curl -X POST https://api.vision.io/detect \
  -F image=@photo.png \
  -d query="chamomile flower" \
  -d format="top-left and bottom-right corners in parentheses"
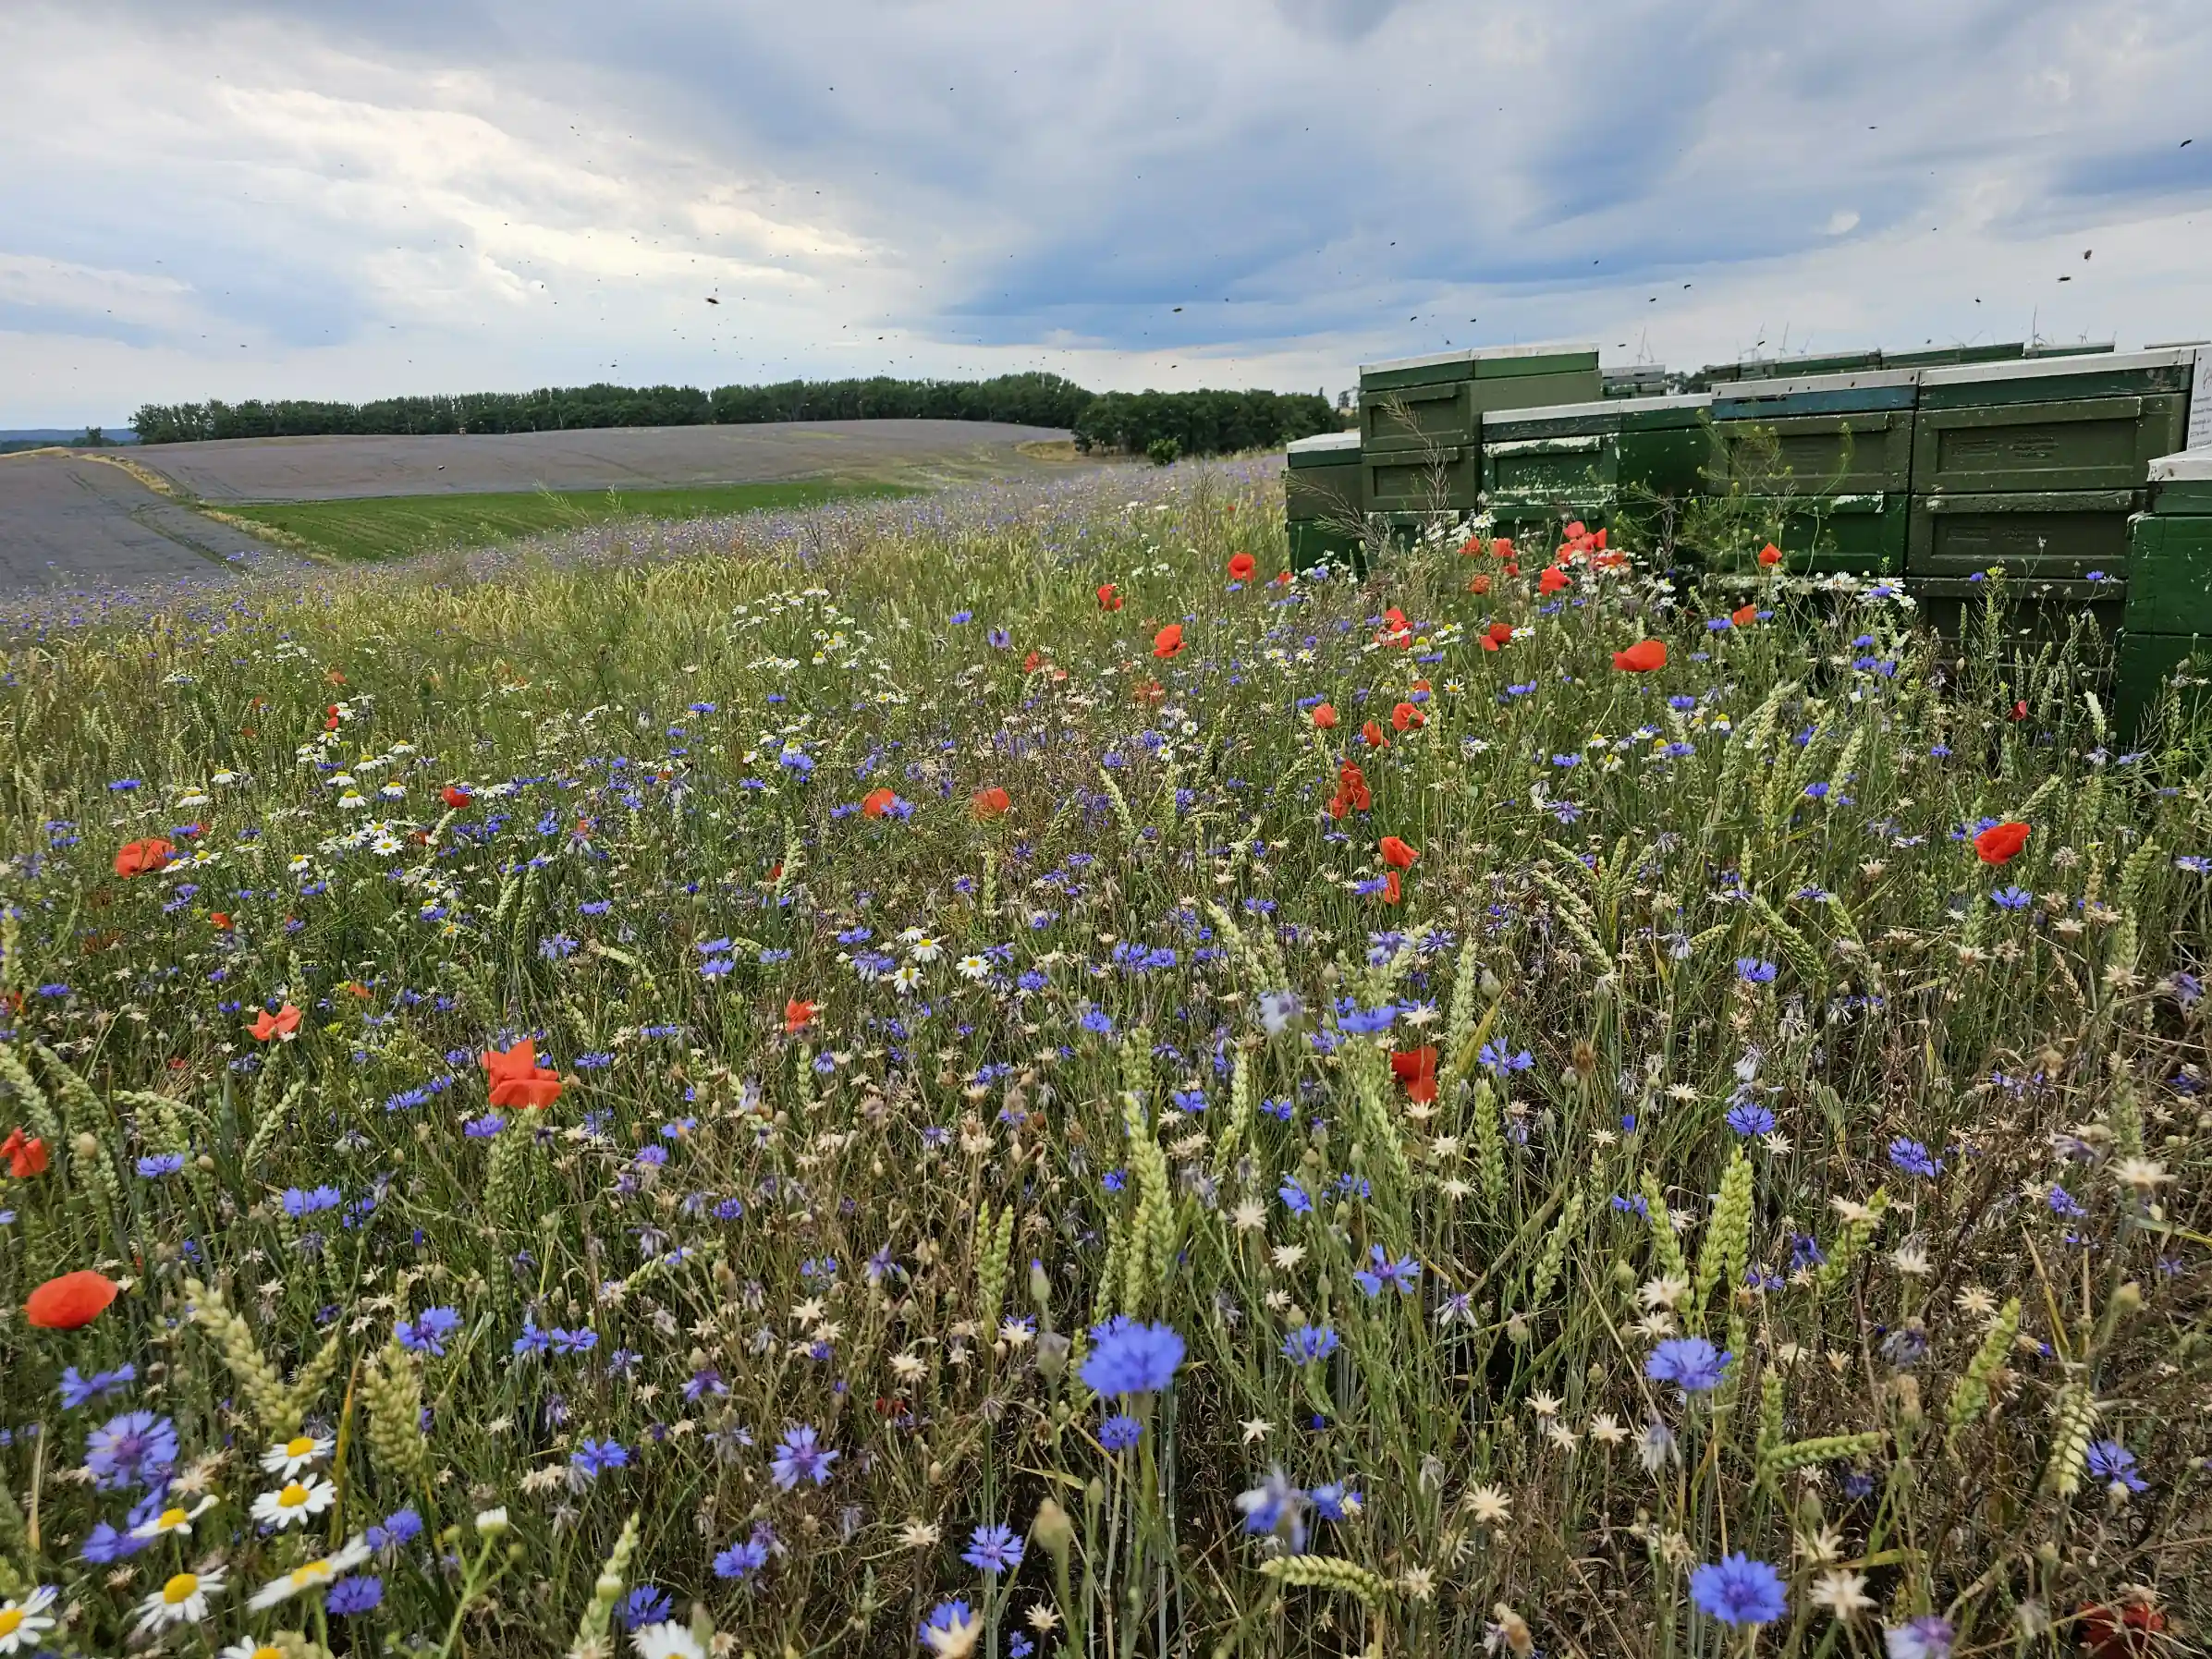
top-left (260, 1433), bottom-right (335, 1478)
top-left (246, 1537), bottom-right (372, 1610)
top-left (629, 1624), bottom-right (707, 1659)
top-left (131, 1494), bottom-right (218, 1539)
top-left (134, 1566), bottom-right (226, 1634)
top-left (251, 1474), bottom-right (337, 1530)
top-left (219, 1643), bottom-right (287, 1659)
top-left (0, 1586), bottom-right (58, 1654)
top-left (955, 954), bottom-right (991, 982)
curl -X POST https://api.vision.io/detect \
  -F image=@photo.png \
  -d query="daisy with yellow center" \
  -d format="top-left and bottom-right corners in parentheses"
top-left (131, 1494), bottom-right (218, 1540)
top-left (259, 1433), bottom-right (334, 1478)
top-left (219, 1644), bottom-right (286, 1659)
top-left (0, 1587), bottom-right (59, 1654)
top-left (245, 1537), bottom-right (370, 1611)
top-left (250, 1473), bottom-right (336, 1530)
top-left (132, 1566), bottom-right (226, 1634)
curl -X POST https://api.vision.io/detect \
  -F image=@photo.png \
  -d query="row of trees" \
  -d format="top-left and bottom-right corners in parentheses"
top-left (128, 375), bottom-right (1340, 456)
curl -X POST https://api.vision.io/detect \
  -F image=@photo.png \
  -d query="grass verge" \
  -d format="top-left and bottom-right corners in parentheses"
top-left (214, 478), bottom-right (918, 560)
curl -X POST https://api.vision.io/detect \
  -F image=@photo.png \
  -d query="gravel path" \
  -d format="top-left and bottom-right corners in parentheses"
top-left (128, 419), bottom-right (1076, 503)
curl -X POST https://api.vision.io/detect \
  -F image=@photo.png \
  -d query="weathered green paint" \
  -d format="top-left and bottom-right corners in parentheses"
top-left (1363, 445), bottom-right (1480, 512)
top-left (1712, 409), bottom-right (1914, 494)
top-left (1917, 347), bottom-right (2194, 410)
top-left (2125, 511), bottom-right (2212, 636)
top-left (2112, 630), bottom-right (2212, 738)
top-left (1913, 394), bottom-right (2185, 493)
top-left (1905, 489), bottom-right (2142, 586)
top-left (1283, 433), bottom-right (1363, 523)
top-left (1695, 494), bottom-right (1905, 576)
top-left (1359, 346), bottom-right (1602, 450)
top-left (1882, 343), bottom-right (2026, 369)
top-left (1288, 518), bottom-right (1363, 571)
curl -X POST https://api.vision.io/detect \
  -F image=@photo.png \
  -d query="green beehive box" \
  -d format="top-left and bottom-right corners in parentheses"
top-left (1362, 443), bottom-right (1480, 512)
top-left (1913, 348), bottom-right (2193, 493)
top-left (1710, 368), bottom-right (1921, 495)
top-left (1905, 489), bottom-right (2140, 596)
top-left (2112, 629), bottom-right (2212, 738)
top-left (1716, 494), bottom-right (1907, 577)
top-left (2128, 450), bottom-right (2212, 634)
top-left (1618, 393), bottom-right (1715, 498)
top-left (2023, 341), bottom-right (2118, 359)
top-left (1283, 431), bottom-right (1363, 523)
top-left (1882, 342), bottom-right (2025, 370)
top-left (1358, 344), bottom-right (1602, 452)
top-left (1743, 348), bottom-right (1883, 380)
top-left (1480, 400), bottom-right (1619, 507)
top-left (1288, 518), bottom-right (1363, 571)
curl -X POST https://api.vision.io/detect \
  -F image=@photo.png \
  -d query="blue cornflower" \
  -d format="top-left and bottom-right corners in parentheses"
top-left (58, 1364), bottom-right (135, 1409)
top-left (616, 1586), bottom-right (673, 1630)
top-left (1079, 1006), bottom-right (1113, 1034)
top-left (396, 1307), bottom-right (462, 1356)
top-left (715, 1537), bottom-right (772, 1580)
top-left (1725, 1102), bottom-right (1776, 1137)
top-left (1646, 1336), bottom-right (1731, 1396)
top-left (1478, 1041), bottom-right (1533, 1073)
top-left (1234, 1467), bottom-right (1312, 1554)
top-left (136, 1153), bottom-right (186, 1178)
top-left (949, 610), bottom-right (973, 625)
top-left (1351, 1244), bottom-right (1420, 1298)
top-left (987, 628), bottom-right (1012, 649)
top-left (282, 1184), bottom-right (342, 1217)
top-left (326, 1575), bottom-right (384, 1616)
top-left (2086, 1439), bottom-right (2147, 1494)
top-left (367, 1507), bottom-right (422, 1552)
top-left (1884, 1615), bottom-right (1955, 1659)
top-left (2048, 1186), bottom-right (2086, 1218)
top-left (1992, 884), bottom-right (2033, 910)
top-left (1888, 1138), bottom-right (1943, 1180)
top-left (770, 1424), bottom-right (837, 1490)
top-left (569, 1437), bottom-right (629, 1480)
top-left (961, 1521), bottom-right (1024, 1575)
top-left (1309, 1480), bottom-right (1359, 1522)
top-left (1277, 1177), bottom-right (1313, 1215)
top-left (1079, 1320), bottom-right (1186, 1396)
top-left (79, 1520), bottom-right (150, 1564)
top-left (1098, 1413), bottom-right (1143, 1452)
top-left (84, 1410), bottom-right (177, 1492)
top-left (1281, 1325), bottom-right (1339, 1364)
top-left (1735, 957), bottom-right (1778, 983)
top-left (1690, 1554), bottom-right (1787, 1625)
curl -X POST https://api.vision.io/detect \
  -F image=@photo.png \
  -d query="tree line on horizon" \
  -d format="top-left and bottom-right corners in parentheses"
top-left (128, 374), bottom-right (1340, 457)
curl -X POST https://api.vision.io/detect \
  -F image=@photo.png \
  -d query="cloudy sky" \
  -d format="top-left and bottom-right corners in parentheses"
top-left (3, 0), bottom-right (2209, 427)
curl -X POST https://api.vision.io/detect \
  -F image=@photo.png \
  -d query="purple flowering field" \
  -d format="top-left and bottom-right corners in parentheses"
top-left (0, 460), bottom-right (2206, 1657)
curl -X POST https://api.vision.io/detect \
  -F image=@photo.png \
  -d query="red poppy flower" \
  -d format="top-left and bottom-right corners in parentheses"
top-left (1379, 836), bottom-right (1420, 870)
top-left (1483, 622), bottom-right (1514, 651)
top-left (1538, 566), bottom-right (1570, 594)
top-left (1564, 520), bottom-right (1586, 540)
top-left (2011, 700), bottom-right (2029, 721)
top-left (1153, 624), bottom-right (1184, 659)
top-left (210, 912), bottom-right (231, 931)
top-left (1594, 529), bottom-right (1607, 551)
top-left (862, 787), bottom-right (899, 819)
top-left (483, 1038), bottom-right (564, 1110)
top-left (1310, 702), bottom-right (1338, 730)
top-left (1390, 1045), bottom-right (1438, 1103)
top-left (2080, 1601), bottom-right (2165, 1659)
top-left (26, 1270), bottom-right (117, 1330)
top-left (1097, 583), bottom-right (1122, 611)
top-left (1502, 561), bottom-right (1521, 577)
top-left (1493, 537), bottom-right (1515, 561)
top-left (443, 785), bottom-right (473, 810)
top-left (3, 1128), bottom-right (49, 1178)
top-left (785, 999), bottom-right (818, 1033)
top-left (1731, 603), bottom-right (1759, 627)
top-left (1459, 535), bottom-right (1484, 557)
top-left (1362, 719), bottom-right (1388, 749)
top-left (1227, 552), bottom-right (1256, 582)
top-left (1612, 640), bottom-right (1668, 673)
top-left (1022, 650), bottom-right (1043, 673)
top-left (972, 786), bottom-right (1011, 819)
top-left (1467, 573), bottom-right (1492, 595)
top-left (1390, 701), bottom-right (1424, 732)
top-left (1381, 869), bottom-right (1403, 905)
top-left (1757, 543), bottom-right (1783, 567)
top-left (1974, 821), bottom-right (2030, 865)
top-left (248, 1002), bottom-right (302, 1043)
top-left (113, 838), bottom-right (175, 879)
top-left (1330, 762), bottom-right (1372, 818)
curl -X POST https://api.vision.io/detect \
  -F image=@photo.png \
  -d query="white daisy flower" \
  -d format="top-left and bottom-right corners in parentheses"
top-left (245, 1537), bottom-right (371, 1610)
top-left (220, 1643), bottom-right (287, 1659)
top-left (955, 955), bottom-right (990, 982)
top-left (891, 963), bottom-right (923, 995)
top-left (629, 1623), bottom-right (707, 1659)
top-left (260, 1433), bottom-right (335, 1478)
top-left (251, 1474), bottom-right (336, 1530)
top-left (337, 792), bottom-right (367, 810)
top-left (134, 1566), bottom-right (226, 1634)
top-left (131, 1494), bottom-right (218, 1539)
top-left (0, 1586), bottom-right (58, 1654)
top-left (907, 934), bottom-right (943, 963)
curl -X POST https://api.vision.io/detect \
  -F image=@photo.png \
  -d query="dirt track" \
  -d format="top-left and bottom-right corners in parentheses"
top-left (127, 419), bottom-right (1075, 503)
top-left (0, 420), bottom-right (1079, 592)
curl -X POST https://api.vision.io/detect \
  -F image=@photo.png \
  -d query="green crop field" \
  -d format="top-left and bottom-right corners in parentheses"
top-left (216, 479), bottom-right (918, 561)
top-left (0, 461), bottom-right (2206, 1659)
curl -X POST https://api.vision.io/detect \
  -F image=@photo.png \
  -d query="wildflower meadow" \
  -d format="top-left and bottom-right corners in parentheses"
top-left (0, 462), bottom-right (2207, 1659)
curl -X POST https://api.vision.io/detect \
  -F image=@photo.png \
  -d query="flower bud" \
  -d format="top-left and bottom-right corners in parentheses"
top-left (1031, 1496), bottom-right (1074, 1565)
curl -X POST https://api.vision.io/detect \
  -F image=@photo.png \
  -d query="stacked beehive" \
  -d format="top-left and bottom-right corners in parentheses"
top-left (2118, 444), bottom-right (2212, 729)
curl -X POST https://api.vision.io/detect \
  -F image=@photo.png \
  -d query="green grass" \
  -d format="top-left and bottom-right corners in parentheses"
top-left (216, 478), bottom-right (918, 560)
